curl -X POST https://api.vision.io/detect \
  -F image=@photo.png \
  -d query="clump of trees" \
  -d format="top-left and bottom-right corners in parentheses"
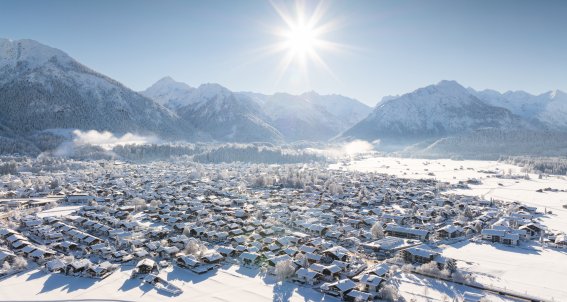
top-left (274, 259), bottom-right (295, 282)
top-left (371, 221), bottom-right (385, 239)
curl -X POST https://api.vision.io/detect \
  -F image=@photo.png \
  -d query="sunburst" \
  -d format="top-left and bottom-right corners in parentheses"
top-left (267, 0), bottom-right (345, 82)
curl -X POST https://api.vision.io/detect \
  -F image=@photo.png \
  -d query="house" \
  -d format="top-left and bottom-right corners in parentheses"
top-left (385, 224), bottom-right (429, 241)
top-left (44, 258), bottom-right (66, 273)
top-left (320, 278), bottom-right (357, 298)
top-left (367, 263), bottom-right (390, 277)
top-left (555, 234), bottom-right (567, 246)
top-left (85, 261), bottom-right (116, 279)
top-left (217, 246), bottom-right (236, 257)
top-left (134, 258), bottom-right (158, 275)
top-left (29, 248), bottom-right (55, 262)
top-left (481, 228), bottom-right (520, 245)
top-left (239, 252), bottom-right (261, 266)
top-left (310, 263), bottom-right (341, 281)
top-left (345, 290), bottom-right (373, 302)
top-left (293, 268), bottom-right (321, 285)
top-left (436, 225), bottom-right (464, 239)
top-left (323, 246), bottom-right (350, 262)
top-left (358, 274), bottom-right (383, 293)
top-left (65, 259), bottom-right (92, 276)
top-left (402, 246), bottom-right (440, 264)
top-left (0, 249), bottom-right (15, 265)
top-left (159, 246), bottom-right (180, 259)
top-left (519, 223), bottom-right (544, 239)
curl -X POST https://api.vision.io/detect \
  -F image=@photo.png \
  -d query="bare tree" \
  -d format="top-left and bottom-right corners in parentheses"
top-left (371, 221), bottom-right (385, 239)
top-left (274, 259), bottom-right (295, 282)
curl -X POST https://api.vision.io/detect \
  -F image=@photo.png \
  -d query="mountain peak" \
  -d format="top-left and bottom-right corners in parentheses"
top-left (0, 38), bottom-right (73, 69)
top-left (436, 80), bottom-right (466, 92)
top-left (196, 83), bottom-right (232, 99)
top-left (549, 89), bottom-right (567, 99)
top-left (148, 76), bottom-right (193, 91)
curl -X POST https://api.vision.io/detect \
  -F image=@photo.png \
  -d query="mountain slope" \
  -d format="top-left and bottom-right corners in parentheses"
top-left (472, 88), bottom-right (567, 130)
top-left (143, 77), bottom-right (372, 142)
top-left (140, 76), bottom-right (196, 110)
top-left (341, 80), bottom-right (526, 141)
top-left (176, 84), bottom-right (284, 143)
top-left (0, 38), bottom-right (201, 140)
top-left (243, 91), bottom-right (371, 141)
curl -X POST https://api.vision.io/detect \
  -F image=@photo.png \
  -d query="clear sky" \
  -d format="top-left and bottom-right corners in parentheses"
top-left (1, 0), bottom-right (566, 106)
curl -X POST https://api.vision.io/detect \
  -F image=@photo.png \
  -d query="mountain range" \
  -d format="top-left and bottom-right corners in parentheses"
top-left (1, 38), bottom-right (566, 157)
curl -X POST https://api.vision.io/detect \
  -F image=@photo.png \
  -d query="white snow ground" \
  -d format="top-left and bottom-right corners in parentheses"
top-left (0, 264), bottom-right (338, 302)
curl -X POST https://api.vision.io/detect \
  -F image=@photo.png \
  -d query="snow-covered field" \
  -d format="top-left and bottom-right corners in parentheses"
top-left (333, 156), bottom-right (567, 301)
top-left (393, 272), bottom-right (519, 302)
top-left (441, 241), bottom-right (567, 301)
top-left (0, 264), bottom-right (337, 302)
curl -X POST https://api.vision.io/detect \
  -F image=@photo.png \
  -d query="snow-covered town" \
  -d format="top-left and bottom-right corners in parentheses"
top-left (1, 156), bottom-right (566, 302)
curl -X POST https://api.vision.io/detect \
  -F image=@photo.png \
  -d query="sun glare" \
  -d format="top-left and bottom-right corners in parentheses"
top-left (286, 23), bottom-right (316, 56)
top-left (266, 0), bottom-right (345, 81)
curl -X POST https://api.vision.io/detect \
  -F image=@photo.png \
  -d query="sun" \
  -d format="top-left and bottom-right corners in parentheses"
top-left (285, 23), bottom-right (317, 57)
top-left (266, 0), bottom-right (345, 81)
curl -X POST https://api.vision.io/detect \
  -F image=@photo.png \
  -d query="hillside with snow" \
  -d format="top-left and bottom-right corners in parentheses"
top-left (341, 80), bottom-right (526, 141)
top-left (176, 84), bottom-right (284, 143)
top-left (0, 39), bottom-right (202, 141)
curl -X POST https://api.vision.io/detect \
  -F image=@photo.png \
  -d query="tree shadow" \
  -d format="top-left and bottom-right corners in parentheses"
top-left (273, 282), bottom-right (294, 302)
top-left (166, 265), bottom-right (217, 284)
top-left (40, 273), bottom-right (98, 293)
top-left (236, 265), bottom-right (260, 278)
top-left (26, 269), bottom-right (46, 281)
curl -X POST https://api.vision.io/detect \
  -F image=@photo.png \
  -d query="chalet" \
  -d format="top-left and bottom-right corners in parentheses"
top-left (293, 268), bottom-right (322, 285)
top-left (134, 258), bottom-right (159, 275)
top-left (202, 252), bottom-right (224, 265)
top-left (358, 273), bottom-right (383, 293)
top-left (217, 246), bottom-right (236, 257)
top-left (159, 246), bottom-right (180, 259)
top-left (85, 261), bottom-right (116, 279)
top-left (519, 223), bottom-right (544, 239)
top-left (0, 249), bottom-right (15, 265)
top-left (555, 234), bottom-right (567, 246)
top-left (481, 228), bottom-right (520, 245)
top-left (65, 259), bottom-right (92, 276)
top-left (402, 246), bottom-right (440, 264)
top-left (345, 290), bottom-right (373, 302)
top-left (321, 279), bottom-right (356, 299)
top-left (239, 252), bottom-right (261, 266)
top-left (310, 263), bottom-right (341, 281)
top-left (45, 258), bottom-right (66, 273)
top-left (323, 246), bottom-right (349, 262)
top-left (385, 224), bottom-right (429, 241)
top-left (436, 225), bottom-right (464, 239)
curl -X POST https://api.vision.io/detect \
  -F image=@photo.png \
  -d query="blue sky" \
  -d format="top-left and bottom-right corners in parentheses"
top-left (1, 0), bottom-right (566, 105)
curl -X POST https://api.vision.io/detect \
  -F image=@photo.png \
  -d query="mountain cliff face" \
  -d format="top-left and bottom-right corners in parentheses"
top-left (0, 38), bottom-right (200, 140)
top-left (341, 80), bottom-right (526, 141)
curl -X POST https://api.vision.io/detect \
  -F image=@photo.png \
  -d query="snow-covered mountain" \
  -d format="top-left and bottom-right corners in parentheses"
top-left (176, 83), bottom-right (284, 143)
top-left (241, 91), bottom-right (371, 141)
top-left (143, 77), bottom-right (371, 142)
top-left (472, 88), bottom-right (567, 129)
top-left (140, 76), bottom-right (196, 109)
top-left (0, 38), bottom-right (201, 140)
top-left (341, 80), bottom-right (526, 141)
